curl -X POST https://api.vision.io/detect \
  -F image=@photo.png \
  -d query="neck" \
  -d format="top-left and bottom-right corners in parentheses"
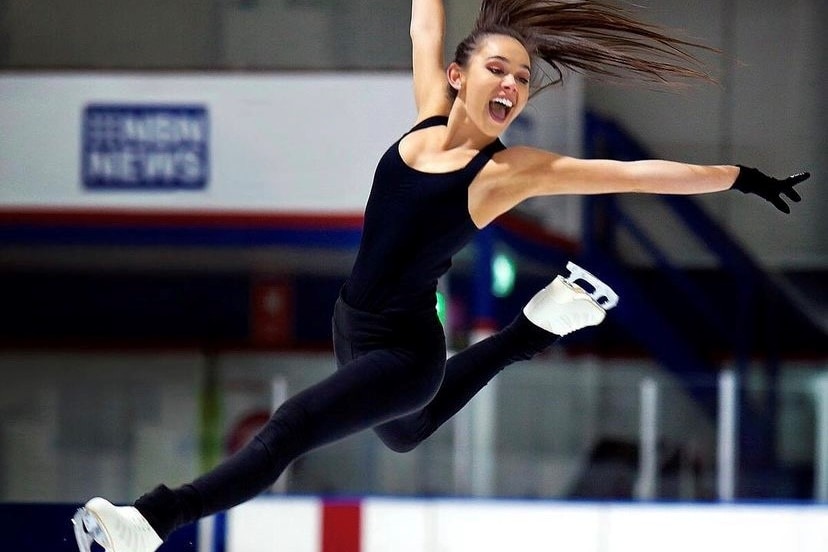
top-left (444, 100), bottom-right (500, 150)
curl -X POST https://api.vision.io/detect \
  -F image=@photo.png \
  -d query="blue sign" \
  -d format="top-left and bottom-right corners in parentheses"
top-left (82, 104), bottom-right (209, 190)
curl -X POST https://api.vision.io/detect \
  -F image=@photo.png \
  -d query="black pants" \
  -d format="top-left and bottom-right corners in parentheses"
top-left (136, 295), bottom-right (557, 539)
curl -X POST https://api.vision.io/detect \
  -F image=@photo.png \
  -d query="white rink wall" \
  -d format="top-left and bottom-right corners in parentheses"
top-left (223, 497), bottom-right (828, 552)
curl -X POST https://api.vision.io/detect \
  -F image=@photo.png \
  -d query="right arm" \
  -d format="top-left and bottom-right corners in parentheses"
top-left (410, 0), bottom-right (452, 120)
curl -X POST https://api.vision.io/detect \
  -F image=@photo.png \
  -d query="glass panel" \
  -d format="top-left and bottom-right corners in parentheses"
top-left (0, 352), bottom-right (823, 503)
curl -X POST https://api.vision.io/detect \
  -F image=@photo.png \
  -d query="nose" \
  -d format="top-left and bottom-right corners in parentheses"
top-left (502, 74), bottom-right (517, 90)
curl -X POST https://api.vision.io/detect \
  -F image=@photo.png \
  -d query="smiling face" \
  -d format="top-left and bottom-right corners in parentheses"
top-left (449, 34), bottom-right (532, 137)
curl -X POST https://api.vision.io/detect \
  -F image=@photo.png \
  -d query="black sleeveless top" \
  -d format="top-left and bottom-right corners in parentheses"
top-left (342, 116), bottom-right (506, 315)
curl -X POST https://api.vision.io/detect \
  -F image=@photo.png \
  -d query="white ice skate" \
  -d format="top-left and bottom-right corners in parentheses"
top-left (73, 497), bottom-right (163, 552)
top-left (523, 261), bottom-right (619, 336)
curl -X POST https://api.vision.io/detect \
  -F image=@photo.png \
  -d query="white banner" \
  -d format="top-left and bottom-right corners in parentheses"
top-left (0, 72), bottom-right (417, 214)
top-left (0, 72), bottom-right (582, 223)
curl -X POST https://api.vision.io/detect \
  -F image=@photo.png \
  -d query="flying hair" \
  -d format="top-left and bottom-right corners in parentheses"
top-left (455, 0), bottom-right (717, 97)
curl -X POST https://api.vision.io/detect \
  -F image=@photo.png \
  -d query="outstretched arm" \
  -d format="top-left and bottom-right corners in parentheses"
top-left (410, 0), bottom-right (452, 119)
top-left (509, 150), bottom-right (738, 195)
top-left (494, 147), bottom-right (809, 213)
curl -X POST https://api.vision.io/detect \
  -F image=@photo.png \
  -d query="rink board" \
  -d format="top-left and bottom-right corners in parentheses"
top-left (2, 498), bottom-right (828, 552)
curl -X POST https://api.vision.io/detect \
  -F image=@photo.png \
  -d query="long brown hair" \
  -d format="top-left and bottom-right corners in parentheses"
top-left (454, 0), bottom-right (717, 97)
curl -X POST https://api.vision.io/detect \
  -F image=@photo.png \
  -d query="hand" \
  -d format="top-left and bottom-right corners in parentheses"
top-left (732, 165), bottom-right (811, 213)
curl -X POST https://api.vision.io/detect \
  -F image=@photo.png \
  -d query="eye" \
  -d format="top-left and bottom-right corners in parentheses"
top-left (517, 76), bottom-right (530, 85)
top-left (488, 66), bottom-right (504, 75)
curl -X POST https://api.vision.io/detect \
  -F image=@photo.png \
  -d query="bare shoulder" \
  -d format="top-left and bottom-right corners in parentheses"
top-left (490, 145), bottom-right (570, 192)
top-left (476, 145), bottom-right (562, 192)
top-left (468, 145), bottom-right (568, 227)
top-left (413, 105), bottom-right (451, 125)
top-left (496, 145), bottom-right (565, 170)
top-left (467, 147), bottom-right (533, 227)
top-left (399, 125), bottom-right (478, 173)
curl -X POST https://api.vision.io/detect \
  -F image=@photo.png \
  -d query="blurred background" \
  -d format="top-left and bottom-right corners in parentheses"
top-left (0, 0), bottom-right (826, 519)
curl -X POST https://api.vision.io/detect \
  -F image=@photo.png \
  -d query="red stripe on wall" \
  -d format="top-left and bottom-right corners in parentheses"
top-left (321, 500), bottom-right (361, 552)
top-left (0, 207), bottom-right (365, 229)
top-left (496, 212), bottom-right (580, 253)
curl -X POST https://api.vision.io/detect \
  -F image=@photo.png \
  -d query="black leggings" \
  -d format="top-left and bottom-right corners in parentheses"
top-left (136, 296), bottom-right (557, 539)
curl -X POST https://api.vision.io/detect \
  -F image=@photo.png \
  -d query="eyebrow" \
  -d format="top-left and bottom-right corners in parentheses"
top-left (487, 55), bottom-right (531, 73)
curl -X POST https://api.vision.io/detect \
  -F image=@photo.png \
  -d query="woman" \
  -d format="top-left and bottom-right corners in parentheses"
top-left (73, 2), bottom-right (808, 551)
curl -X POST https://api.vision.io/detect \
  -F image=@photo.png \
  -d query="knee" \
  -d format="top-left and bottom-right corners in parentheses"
top-left (380, 436), bottom-right (420, 454)
top-left (373, 425), bottom-right (423, 454)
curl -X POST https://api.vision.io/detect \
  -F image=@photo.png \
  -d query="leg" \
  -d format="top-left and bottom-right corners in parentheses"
top-left (141, 346), bottom-right (443, 535)
top-left (375, 262), bottom-right (617, 451)
top-left (374, 311), bottom-right (553, 451)
top-left (75, 303), bottom-right (446, 552)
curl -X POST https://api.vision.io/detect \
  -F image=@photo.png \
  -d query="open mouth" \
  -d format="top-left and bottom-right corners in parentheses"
top-left (489, 97), bottom-right (514, 123)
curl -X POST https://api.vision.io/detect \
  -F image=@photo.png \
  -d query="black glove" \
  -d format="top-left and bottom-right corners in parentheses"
top-left (731, 165), bottom-right (810, 214)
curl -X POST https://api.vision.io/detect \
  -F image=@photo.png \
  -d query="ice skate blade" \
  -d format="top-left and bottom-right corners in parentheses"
top-left (565, 262), bottom-right (619, 310)
top-left (73, 510), bottom-right (92, 552)
top-left (72, 507), bottom-right (109, 552)
top-left (72, 509), bottom-right (94, 552)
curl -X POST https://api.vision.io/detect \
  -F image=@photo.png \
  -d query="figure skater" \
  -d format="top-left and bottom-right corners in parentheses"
top-left (73, 1), bottom-right (809, 551)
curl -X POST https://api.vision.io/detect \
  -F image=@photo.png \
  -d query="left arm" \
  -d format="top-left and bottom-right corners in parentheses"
top-left (507, 148), bottom-right (738, 196)
top-left (495, 147), bottom-right (809, 212)
top-left (470, 148), bottom-right (810, 226)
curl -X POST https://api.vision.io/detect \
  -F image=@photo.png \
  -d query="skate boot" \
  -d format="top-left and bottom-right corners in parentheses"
top-left (523, 262), bottom-right (619, 336)
top-left (73, 497), bottom-right (163, 552)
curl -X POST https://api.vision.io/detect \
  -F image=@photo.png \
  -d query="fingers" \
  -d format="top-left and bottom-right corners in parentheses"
top-left (787, 172), bottom-right (811, 186)
top-left (770, 196), bottom-right (791, 214)
top-left (782, 186), bottom-right (802, 202)
top-left (776, 171), bottom-right (809, 208)
top-left (734, 166), bottom-right (809, 213)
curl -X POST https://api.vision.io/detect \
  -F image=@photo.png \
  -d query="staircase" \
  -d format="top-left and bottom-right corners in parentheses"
top-left (480, 111), bottom-right (826, 499)
top-left (576, 111), bottom-right (826, 497)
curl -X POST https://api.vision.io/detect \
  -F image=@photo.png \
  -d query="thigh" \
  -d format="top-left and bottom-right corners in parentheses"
top-left (280, 341), bottom-right (443, 452)
top-left (329, 296), bottom-right (447, 425)
top-left (332, 315), bottom-right (354, 368)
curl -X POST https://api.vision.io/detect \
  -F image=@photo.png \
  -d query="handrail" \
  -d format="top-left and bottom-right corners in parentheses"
top-left (604, 196), bottom-right (735, 344)
top-left (581, 111), bottom-right (795, 362)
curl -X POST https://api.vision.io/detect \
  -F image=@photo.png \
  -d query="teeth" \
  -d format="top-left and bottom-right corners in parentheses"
top-left (492, 97), bottom-right (513, 108)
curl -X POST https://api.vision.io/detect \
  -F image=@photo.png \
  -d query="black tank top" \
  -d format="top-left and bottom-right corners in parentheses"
top-left (342, 116), bottom-right (506, 315)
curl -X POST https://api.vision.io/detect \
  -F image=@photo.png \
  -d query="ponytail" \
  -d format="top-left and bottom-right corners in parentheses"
top-left (457, 0), bottom-right (716, 97)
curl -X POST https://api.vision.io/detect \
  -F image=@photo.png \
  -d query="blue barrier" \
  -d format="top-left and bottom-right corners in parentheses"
top-left (0, 503), bottom-right (198, 552)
